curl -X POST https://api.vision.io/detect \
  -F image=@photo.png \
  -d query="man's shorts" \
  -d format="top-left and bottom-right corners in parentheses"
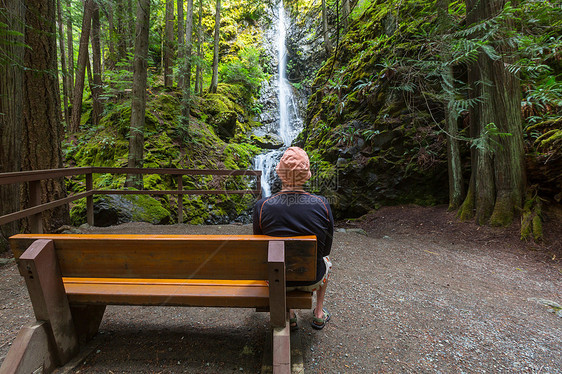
top-left (286, 256), bottom-right (332, 292)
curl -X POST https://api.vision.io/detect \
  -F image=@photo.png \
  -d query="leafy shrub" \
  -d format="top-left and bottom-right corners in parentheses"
top-left (219, 47), bottom-right (267, 97)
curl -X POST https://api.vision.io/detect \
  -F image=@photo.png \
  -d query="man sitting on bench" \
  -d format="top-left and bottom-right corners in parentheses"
top-left (253, 147), bottom-right (334, 330)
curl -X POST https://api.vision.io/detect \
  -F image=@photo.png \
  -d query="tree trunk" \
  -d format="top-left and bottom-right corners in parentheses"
top-left (322, 0), bottom-right (333, 55)
top-left (342, 0), bottom-right (350, 32)
top-left (164, 0), bottom-right (175, 87)
top-left (437, 0), bottom-right (464, 210)
top-left (21, 0), bottom-right (69, 233)
top-left (126, 0), bottom-right (151, 189)
top-left (70, 0), bottom-right (94, 132)
top-left (177, 0), bottom-right (185, 88)
top-left (195, 0), bottom-right (203, 95)
top-left (180, 0), bottom-right (194, 126)
top-left (127, 0), bottom-right (135, 52)
top-left (65, 0), bottom-right (74, 103)
top-left (209, 0), bottom-right (220, 93)
top-left (101, 2), bottom-right (117, 70)
top-left (56, 0), bottom-right (70, 132)
top-left (488, 4), bottom-right (525, 226)
top-left (460, 0), bottom-right (525, 226)
top-left (116, 0), bottom-right (128, 63)
top-left (91, 0), bottom-right (103, 126)
top-left (0, 0), bottom-right (25, 249)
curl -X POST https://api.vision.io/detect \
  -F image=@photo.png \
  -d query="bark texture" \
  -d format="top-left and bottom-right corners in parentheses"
top-left (177, 0), bottom-right (185, 88)
top-left (56, 0), bottom-right (70, 131)
top-left (0, 0), bottom-right (25, 248)
top-left (21, 0), bottom-right (69, 232)
top-left (91, 0), bottom-right (104, 126)
top-left (65, 0), bottom-right (74, 102)
top-left (180, 0), bottom-right (194, 124)
top-left (164, 0), bottom-right (174, 87)
top-left (70, 0), bottom-right (94, 132)
top-left (209, 0), bottom-right (220, 93)
top-left (460, 0), bottom-right (525, 226)
top-left (322, 0), bottom-right (333, 55)
top-left (126, 0), bottom-right (151, 189)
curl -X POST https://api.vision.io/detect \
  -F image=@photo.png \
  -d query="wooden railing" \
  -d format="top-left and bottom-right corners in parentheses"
top-left (0, 167), bottom-right (262, 233)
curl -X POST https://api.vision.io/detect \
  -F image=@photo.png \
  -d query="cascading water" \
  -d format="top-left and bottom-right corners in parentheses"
top-left (254, 1), bottom-right (303, 197)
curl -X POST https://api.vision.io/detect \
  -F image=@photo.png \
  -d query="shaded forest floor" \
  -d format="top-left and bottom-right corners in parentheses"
top-left (1, 205), bottom-right (561, 373)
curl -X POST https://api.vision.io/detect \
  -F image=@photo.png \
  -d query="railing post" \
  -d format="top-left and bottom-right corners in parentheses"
top-left (257, 172), bottom-right (262, 200)
top-left (29, 180), bottom-right (43, 233)
top-left (86, 173), bottom-right (94, 226)
top-left (177, 175), bottom-right (183, 224)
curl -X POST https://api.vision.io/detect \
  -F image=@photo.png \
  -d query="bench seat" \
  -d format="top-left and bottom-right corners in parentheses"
top-left (63, 277), bottom-right (313, 308)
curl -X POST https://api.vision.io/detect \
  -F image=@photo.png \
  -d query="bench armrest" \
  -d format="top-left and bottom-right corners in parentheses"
top-left (267, 241), bottom-right (286, 327)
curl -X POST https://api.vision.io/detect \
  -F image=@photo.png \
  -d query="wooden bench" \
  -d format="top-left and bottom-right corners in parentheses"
top-left (1, 234), bottom-right (317, 374)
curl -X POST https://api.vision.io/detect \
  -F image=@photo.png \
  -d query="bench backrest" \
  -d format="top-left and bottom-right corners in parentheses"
top-left (10, 234), bottom-right (317, 282)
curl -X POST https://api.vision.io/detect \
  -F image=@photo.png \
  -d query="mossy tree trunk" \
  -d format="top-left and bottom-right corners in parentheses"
top-left (164, 0), bottom-right (174, 88)
top-left (70, 0), bottom-right (94, 132)
top-left (209, 0), bottom-right (220, 93)
top-left (126, 0), bottom-right (151, 189)
top-left (0, 0), bottom-right (25, 249)
top-left (461, 0), bottom-right (525, 226)
top-left (21, 0), bottom-right (69, 232)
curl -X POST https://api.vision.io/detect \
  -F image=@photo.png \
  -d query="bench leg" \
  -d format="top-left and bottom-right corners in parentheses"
top-left (71, 305), bottom-right (106, 344)
top-left (17, 239), bottom-right (79, 365)
top-left (272, 318), bottom-right (291, 374)
top-left (0, 321), bottom-right (57, 374)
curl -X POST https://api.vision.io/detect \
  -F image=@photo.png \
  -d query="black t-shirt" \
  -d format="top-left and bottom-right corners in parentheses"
top-left (253, 191), bottom-right (334, 286)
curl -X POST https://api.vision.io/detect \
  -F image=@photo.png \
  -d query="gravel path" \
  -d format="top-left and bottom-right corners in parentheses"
top-left (1, 206), bottom-right (560, 373)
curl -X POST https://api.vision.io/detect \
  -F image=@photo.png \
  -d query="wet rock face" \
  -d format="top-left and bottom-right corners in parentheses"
top-left (251, 133), bottom-right (284, 149)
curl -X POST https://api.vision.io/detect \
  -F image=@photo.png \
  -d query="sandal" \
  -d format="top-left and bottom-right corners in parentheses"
top-left (311, 308), bottom-right (331, 330)
top-left (290, 316), bottom-right (299, 331)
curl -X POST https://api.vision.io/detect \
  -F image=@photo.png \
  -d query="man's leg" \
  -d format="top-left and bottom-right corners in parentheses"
top-left (314, 279), bottom-right (329, 319)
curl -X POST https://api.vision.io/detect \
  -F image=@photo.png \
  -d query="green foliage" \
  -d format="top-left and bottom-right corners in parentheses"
top-left (219, 47), bottom-right (268, 97)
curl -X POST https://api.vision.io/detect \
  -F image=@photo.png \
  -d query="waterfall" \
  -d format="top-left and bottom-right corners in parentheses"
top-left (254, 0), bottom-right (303, 198)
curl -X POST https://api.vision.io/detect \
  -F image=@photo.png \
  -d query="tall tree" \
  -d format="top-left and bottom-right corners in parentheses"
top-left (91, 0), bottom-right (103, 126)
top-left (0, 0), bottom-right (25, 248)
top-left (164, 0), bottom-right (174, 87)
top-left (458, 0), bottom-right (525, 226)
top-left (65, 0), bottom-right (74, 103)
top-left (101, 2), bottom-right (117, 70)
top-left (126, 0), bottom-right (151, 189)
top-left (180, 0), bottom-right (194, 126)
top-left (70, 0), bottom-right (94, 132)
top-left (209, 0), bottom-right (220, 93)
top-left (21, 0), bottom-right (69, 232)
top-left (437, 0), bottom-right (464, 210)
top-left (195, 0), bottom-right (203, 94)
top-left (342, 0), bottom-right (350, 32)
top-left (321, 0), bottom-right (333, 55)
top-left (56, 0), bottom-right (70, 131)
top-left (177, 0), bottom-right (185, 88)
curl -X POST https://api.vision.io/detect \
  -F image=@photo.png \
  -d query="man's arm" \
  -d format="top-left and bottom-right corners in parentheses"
top-left (252, 201), bottom-right (262, 234)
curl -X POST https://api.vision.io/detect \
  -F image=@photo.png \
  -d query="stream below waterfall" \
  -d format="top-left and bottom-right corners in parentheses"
top-left (254, 0), bottom-right (304, 197)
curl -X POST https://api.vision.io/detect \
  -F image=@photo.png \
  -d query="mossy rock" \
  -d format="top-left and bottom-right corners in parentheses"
top-left (70, 194), bottom-right (171, 227)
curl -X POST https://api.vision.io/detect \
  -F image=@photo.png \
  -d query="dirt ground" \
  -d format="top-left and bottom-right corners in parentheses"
top-left (1, 205), bottom-right (561, 373)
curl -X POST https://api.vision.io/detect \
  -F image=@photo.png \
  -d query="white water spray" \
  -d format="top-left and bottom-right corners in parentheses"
top-left (254, 1), bottom-right (303, 197)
